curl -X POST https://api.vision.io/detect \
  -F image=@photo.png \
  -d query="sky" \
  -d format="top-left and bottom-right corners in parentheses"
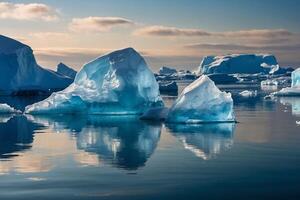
top-left (1, 0), bottom-right (300, 72)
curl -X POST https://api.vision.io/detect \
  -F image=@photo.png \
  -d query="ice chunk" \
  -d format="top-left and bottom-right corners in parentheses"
top-left (25, 48), bottom-right (164, 114)
top-left (239, 90), bottom-right (257, 98)
top-left (291, 68), bottom-right (300, 87)
top-left (166, 75), bottom-right (235, 123)
top-left (273, 68), bottom-right (300, 96)
top-left (197, 54), bottom-right (282, 75)
top-left (261, 79), bottom-right (278, 86)
top-left (0, 35), bottom-right (73, 95)
top-left (56, 62), bottom-right (77, 79)
top-left (0, 104), bottom-right (20, 114)
top-left (158, 66), bottom-right (177, 75)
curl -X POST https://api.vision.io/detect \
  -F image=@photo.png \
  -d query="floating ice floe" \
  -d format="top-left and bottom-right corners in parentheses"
top-left (239, 90), bottom-right (258, 98)
top-left (25, 48), bottom-right (164, 114)
top-left (166, 75), bottom-right (235, 123)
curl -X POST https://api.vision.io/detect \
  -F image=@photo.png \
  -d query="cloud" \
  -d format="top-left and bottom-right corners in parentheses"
top-left (134, 25), bottom-right (212, 37)
top-left (0, 2), bottom-right (58, 21)
top-left (69, 17), bottom-right (134, 32)
top-left (134, 25), bottom-right (294, 40)
top-left (218, 29), bottom-right (293, 38)
top-left (185, 43), bottom-right (300, 51)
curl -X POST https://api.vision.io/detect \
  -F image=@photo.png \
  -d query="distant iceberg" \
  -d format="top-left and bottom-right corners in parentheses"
top-left (25, 48), bottom-right (164, 114)
top-left (56, 62), bottom-right (77, 79)
top-left (273, 68), bottom-right (300, 96)
top-left (197, 54), bottom-right (285, 75)
top-left (158, 66), bottom-right (177, 75)
top-left (0, 35), bottom-right (73, 95)
top-left (166, 75), bottom-right (235, 123)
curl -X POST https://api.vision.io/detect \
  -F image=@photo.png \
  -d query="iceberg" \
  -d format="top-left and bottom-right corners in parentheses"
top-left (0, 104), bottom-right (20, 114)
top-left (56, 62), bottom-right (77, 79)
top-left (158, 66), bottom-right (177, 75)
top-left (197, 54), bottom-right (283, 75)
top-left (25, 48), bottom-right (164, 114)
top-left (0, 35), bottom-right (73, 95)
top-left (273, 68), bottom-right (300, 96)
top-left (166, 75), bottom-right (235, 123)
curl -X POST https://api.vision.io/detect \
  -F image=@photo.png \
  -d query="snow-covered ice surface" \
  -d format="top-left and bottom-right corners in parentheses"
top-left (57, 63), bottom-right (77, 79)
top-left (197, 54), bottom-right (282, 75)
top-left (25, 48), bottom-right (164, 115)
top-left (166, 75), bottom-right (235, 123)
top-left (274, 68), bottom-right (300, 96)
top-left (0, 35), bottom-right (73, 95)
top-left (0, 104), bottom-right (20, 114)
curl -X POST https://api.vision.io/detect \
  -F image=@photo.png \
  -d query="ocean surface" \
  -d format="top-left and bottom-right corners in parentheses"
top-left (0, 83), bottom-right (300, 200)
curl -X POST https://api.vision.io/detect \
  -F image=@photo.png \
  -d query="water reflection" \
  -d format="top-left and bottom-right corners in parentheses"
top-left (28, 115), bottom-right (162, 170)
top-left (0, 116), bottom-right (39, 159)
top-left (279, 97), bottom-right (300, 116)
top-left (166, 123), bottom-right (235, 160)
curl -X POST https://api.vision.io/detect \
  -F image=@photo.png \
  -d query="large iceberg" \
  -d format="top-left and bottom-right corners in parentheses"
top-left (0, 35), bottom-right (73, 95)
top-left (25, 48), bottom-right (164, 114)
top-left (197, 54), bottom-right (284, 75)
top-left (166, 75), bottom-right (235, 123)
top-left (273, 68), bottom-right (300, 96)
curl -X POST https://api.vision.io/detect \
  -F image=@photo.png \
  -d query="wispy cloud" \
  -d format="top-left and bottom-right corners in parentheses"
top-left (134, 25), bottom-right (212, 37)
top-left (0, 2), bottom-right (58, 21)
top-left (185, 43), bottom-right (300, 51)
top-left (134, 25), bottom-right (294, 40)
top-left (218, 29), bottom-right (293, 38)
top-left (69, 17), bottom-right (134, 33)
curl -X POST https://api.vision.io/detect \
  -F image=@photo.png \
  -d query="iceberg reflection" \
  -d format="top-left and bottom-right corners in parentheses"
top-left (28, 115), bottom-right (162, 170)
top-left (0, 116), bottom-right (38, 159)
top-left (279, 97), bottom-right (300, 116)
top-left (167, 123), bottom-right (235, 160)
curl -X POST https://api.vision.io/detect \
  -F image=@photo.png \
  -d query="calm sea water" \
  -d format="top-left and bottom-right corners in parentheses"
top-left (0, 84), bottom-right (300, 200)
